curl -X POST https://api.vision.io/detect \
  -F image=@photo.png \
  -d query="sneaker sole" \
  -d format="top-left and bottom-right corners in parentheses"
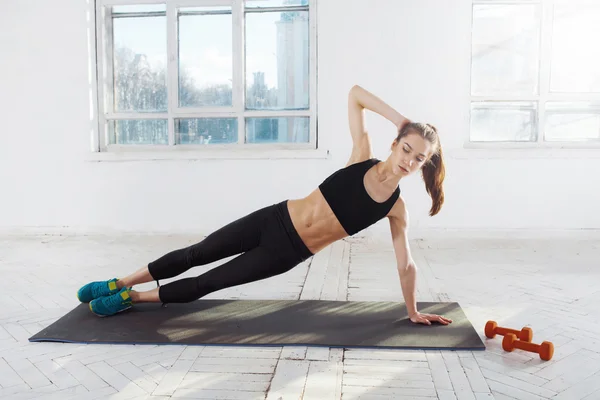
top-left (89, 302), bottom-right (133, 317)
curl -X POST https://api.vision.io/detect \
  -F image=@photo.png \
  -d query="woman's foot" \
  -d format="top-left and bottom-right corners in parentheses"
top-left (89, 287), bottom-right (133, 317)
top-left (77, 278), bottom-right (121, 303)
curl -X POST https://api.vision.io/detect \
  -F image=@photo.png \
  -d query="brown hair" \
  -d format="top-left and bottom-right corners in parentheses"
top-left (395, 122), bottom-right (445, 216)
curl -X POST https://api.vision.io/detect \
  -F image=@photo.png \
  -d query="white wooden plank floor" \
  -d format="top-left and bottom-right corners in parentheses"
top-left (1, 233), bottom-right (599, 399)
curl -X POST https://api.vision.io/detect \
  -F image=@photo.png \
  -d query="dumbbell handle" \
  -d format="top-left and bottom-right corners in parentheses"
top-left (513, 340), bottom-right (542, 352)
top-left (496, 327), bottom-right (524, 336)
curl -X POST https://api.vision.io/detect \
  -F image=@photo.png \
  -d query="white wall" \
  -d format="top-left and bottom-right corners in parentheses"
top-left (1, 0), bottom-right (598, 238)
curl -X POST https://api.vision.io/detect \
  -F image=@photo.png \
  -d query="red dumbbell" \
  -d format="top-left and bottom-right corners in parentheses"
top-left (502, 333), bottom-right (554, 361)
top-left (485, 320), bottom-right (533, 342)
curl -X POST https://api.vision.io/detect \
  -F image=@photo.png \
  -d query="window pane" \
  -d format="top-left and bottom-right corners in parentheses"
top-left (175, 118), bottom-right (238, 144)
top-left (544, 102), bottom-right (600, 141)
top-left (113, 16), bottom-right (167, 112)
top-left (550, 4), bottom-right (600, 93)
top-left (108, 120), bottom-right (168, 145)
top-left (178, 8), bottom-right (233, 107)
top-left (471, 5), bottom-right (540, 96)
top-left (246, 117), bottom-right (309, 143)
top-left (246, 0), bottom-right (308, 8)
top-left (470, 102), bottom-right (537, 142)
top-left (245, 11), bottom-right (309, 110)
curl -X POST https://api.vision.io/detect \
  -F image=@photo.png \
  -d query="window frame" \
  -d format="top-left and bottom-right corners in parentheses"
top-left (91, 0), bottom-right (322, 159)
top-left (467, 0), bottom-right (600, 149)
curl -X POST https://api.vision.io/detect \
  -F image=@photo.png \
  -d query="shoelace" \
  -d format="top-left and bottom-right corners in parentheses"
top-left (103, 290), bottom-right (130, 308)
top-left (91, 282), bottom-right (111, 299)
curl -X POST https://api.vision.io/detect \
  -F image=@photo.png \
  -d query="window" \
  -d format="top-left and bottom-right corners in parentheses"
top-left (94, 0), bottom-right (316, 153)
top-left (469, 0), bottom-right (600, 145)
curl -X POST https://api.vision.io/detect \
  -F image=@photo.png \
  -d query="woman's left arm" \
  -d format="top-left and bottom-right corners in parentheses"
top-left (388, 205), bottom-right (453, 326)
top-left (388, 207), bottom-right (418, 318)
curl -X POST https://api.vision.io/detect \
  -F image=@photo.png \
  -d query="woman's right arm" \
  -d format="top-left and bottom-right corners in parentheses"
top-left (348, 85), bottom-right (410, 133)
top-left (346, 85), bottom-right (410, 166)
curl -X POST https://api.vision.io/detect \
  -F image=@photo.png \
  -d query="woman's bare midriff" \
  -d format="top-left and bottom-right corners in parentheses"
top-left (286, 189), bottom-right (349, 254)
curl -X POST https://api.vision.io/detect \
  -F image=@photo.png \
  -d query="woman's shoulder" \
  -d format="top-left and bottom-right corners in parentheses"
top-left (345, 156), bottom-right (380, 168)
top-left (386, 195), bottom-right (407, 221)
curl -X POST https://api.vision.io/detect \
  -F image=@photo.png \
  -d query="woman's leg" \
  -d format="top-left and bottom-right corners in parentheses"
top-left (151, 200), bottom-right (313, 304)
top-left (130, 287), bottom-right (160, 303)
top-left (88, 201), bottom-right (312, 315)
top-left (117, 204), bottom-right (273, 289)
top-left (98, 246), bottom-right (300, 309)
top-left (80, 205), bottom-right (272, 307)
top-left (153, 246), bottom-right (299, 304)
top-left (116, 265), bottom-right (153, 289)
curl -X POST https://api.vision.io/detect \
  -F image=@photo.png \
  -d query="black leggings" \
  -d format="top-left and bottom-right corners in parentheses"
top-left (147, 200), bottom-right (314, 304)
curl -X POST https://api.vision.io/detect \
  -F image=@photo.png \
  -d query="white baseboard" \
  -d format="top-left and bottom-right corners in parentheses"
top-left (375, 227), bottom-right (600, 241)
top-left (0, 226), bottom-right (204, 237)
top-left (1, 225), bottom-right (599, 241)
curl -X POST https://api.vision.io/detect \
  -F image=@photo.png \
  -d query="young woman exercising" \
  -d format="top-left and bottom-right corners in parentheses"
top-left (77, 85), bottom-right (452, 326)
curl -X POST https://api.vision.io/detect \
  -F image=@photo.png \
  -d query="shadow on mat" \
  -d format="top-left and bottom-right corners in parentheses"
top-left (30, 299), bottom-right (484, 350)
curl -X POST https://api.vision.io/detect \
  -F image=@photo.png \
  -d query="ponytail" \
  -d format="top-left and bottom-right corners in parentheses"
top-left (421, 146), bottom-right (445, 216)
top-left (396, 122), bottom-right (445, 216)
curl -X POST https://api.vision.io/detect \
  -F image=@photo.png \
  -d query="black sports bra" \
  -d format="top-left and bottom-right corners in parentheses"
top-left (318, 158), bottom-right (400, 235)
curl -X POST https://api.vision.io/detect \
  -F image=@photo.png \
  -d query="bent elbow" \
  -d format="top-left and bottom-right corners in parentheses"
top-left (348, 85), bottom-right (356, 100)
top-left (349, 84), bottom-right (363, 97)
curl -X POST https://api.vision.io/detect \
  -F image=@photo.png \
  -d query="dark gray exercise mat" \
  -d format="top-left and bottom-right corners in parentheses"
top-left (29, 300), bottom-right (485, 350)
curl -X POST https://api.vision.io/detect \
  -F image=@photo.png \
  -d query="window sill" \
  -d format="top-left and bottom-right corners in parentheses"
top-left (450, 141), bottom-right (600, 159)
top-left (84, 145), bottom-right (331, 162)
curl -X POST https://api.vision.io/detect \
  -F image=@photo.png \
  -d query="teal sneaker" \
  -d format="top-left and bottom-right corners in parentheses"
top-left (89, 287), bottom-right (133, 317)
top-left (77, 278), bottom-right (120, 303)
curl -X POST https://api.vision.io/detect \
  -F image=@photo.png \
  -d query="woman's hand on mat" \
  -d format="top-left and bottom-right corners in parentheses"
top-left (410, 312), bottom-right (453, 325)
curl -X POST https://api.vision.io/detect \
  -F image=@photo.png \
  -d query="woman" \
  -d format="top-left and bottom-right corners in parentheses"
top-left (77, 85), bottom-right (452, 326)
